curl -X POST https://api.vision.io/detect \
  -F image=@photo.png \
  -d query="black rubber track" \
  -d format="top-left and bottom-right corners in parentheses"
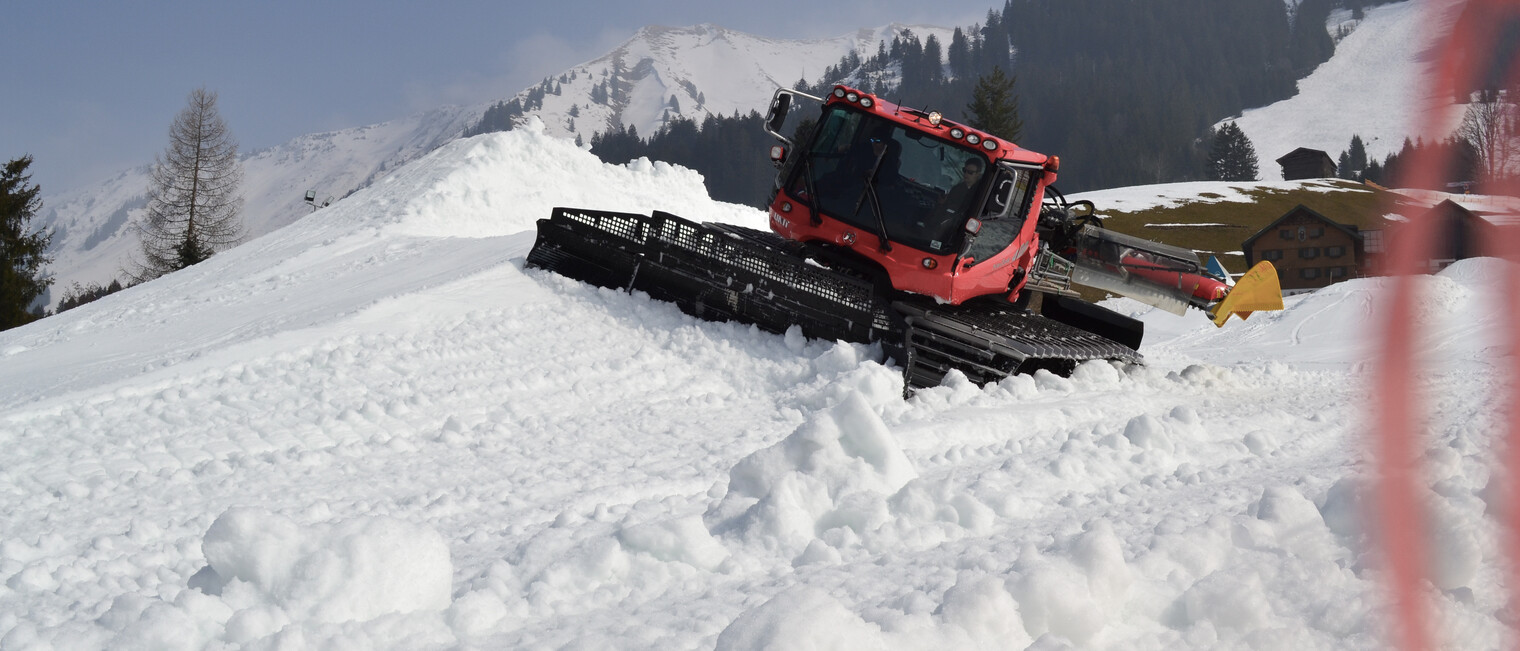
top-left (526, 207), bottom-right (1142, 389)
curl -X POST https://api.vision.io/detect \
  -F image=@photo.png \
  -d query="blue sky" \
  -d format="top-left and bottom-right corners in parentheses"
top-left (4, 1), bottom-right (996, 194)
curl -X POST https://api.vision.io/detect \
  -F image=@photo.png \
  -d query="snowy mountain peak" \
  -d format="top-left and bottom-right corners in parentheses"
top-left (517, 23), bottom-right (955, 142)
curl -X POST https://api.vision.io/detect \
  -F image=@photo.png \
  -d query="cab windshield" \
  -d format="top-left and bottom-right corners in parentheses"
top-left (789, 106), bottom-right (992, 254)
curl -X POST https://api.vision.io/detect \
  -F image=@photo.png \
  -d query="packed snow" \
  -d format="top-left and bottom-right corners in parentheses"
top-left (2, 120), bottom-right (1515, 649)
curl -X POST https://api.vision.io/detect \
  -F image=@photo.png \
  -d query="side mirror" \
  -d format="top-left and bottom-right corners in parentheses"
top-left (766, 92), bottom-right (792, 135)
top-left (988, 177), bottom-right (1015, 214)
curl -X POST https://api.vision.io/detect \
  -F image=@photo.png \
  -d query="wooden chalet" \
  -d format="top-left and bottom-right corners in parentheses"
top-left (1276, 148), bottom-right (1337, 181)
top-left (1390, 199), bottom-right (1495, 272)
top-left (1243, 204), bottom-right (1368, 291)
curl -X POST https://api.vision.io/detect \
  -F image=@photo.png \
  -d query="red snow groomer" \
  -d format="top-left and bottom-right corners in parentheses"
top-left (527, 86), bottom-right (1282, 388)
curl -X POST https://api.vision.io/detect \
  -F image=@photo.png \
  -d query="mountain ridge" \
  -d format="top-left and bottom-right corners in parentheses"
top-left (35, 23), bottom-right (946, 309)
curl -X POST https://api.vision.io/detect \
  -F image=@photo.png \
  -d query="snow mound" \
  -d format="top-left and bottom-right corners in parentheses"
top-left (95, 509), bottom-right (453, 648)
top-left (197, 508), bottom-right (452, 623)
top-left (705, 389), bottom-right (918, 557)
top-left (353, 117), bottom-right (763, 239)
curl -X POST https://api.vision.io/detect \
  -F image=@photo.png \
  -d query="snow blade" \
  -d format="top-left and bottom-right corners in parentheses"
top-left (1209, 261), bottom-right (1284, 327)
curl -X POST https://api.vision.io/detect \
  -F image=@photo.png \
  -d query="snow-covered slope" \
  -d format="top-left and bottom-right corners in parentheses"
top-left (1233, 0), bottom-right (1465, 178)
top-left (1, 122), bottom-right (1511, 649)
top-left (38, 105), bottom-right (481, 303)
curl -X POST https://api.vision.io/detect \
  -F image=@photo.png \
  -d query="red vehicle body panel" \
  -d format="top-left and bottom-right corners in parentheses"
top-left (766, 86), bottom-right (1055, 306)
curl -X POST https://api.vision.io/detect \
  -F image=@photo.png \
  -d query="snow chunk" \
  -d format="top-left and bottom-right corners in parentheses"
top-left (715, 586), bottom-right (888, 651)
top-left (616, 515), bottom-right (729, 571)
top-left (1010, 521), bottom-right (1133, 645)
top-left (1177, 569), bottom-right (1274, 632)
top-left (1238, 485), bottom-right (1340, 562)
top-left (1122, 414), bottom-right (1175, 453)
top-left (199, 507), bottom-right (452, 624)
top-left (706, 392), bottom-right (916, 555)
top-left (936, 573), bottom-right (1033, 647)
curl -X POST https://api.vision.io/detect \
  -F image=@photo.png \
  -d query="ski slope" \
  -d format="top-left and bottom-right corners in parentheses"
top-left (0, 122), bottom-right (1513, 649)
top-left (1234, 0), bottom-right (1465, 179)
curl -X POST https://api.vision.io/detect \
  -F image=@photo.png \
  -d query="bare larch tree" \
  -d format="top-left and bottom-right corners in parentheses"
top-left (129, 87), bottom-right (244, 282)
top-left (1456, 89), bottom-right (1518, 184)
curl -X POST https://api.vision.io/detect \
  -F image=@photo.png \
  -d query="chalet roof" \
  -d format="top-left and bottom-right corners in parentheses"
top-left (1275, 148), bottom-right (1334, 164)
top-left (1422, 199), bottom-right (1479, 221)
top-left (1242, 204), bottom-right (1361, 250)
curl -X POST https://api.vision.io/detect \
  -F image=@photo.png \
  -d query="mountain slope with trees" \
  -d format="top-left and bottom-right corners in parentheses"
top-left (543, 0), bottom-right (1344, 207)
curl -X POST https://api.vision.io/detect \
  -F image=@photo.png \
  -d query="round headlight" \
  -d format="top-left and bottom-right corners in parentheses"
top-left (965, 133), bottom-right (981, 145)
top-left (833, 88), bottom-right (846, 98)
top-left (949, 128), bottom-right (965, 139)
top-left (859, 97), bottom-right (873, 108)
top-left (846, 91), bottom-right (859, 102)
top-left (982, 139), bottom-right (998, 151)
top-left (921, 257), bottom-right (938, 269)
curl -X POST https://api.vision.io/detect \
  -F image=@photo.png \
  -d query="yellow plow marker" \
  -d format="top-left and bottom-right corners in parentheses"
top-left (1210, 261), bottom-right (1284, 327)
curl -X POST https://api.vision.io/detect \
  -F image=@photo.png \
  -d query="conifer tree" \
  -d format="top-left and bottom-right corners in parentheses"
top-left (1206, 122), bottom-right (1260, 181)
top-left (964, 66), bottom-right (1023, 142)
top-left (0, 155), bottom-right (53, 330)
top-left (128, 88), bottom-right (244, 283)
top-left (1347, 135), bottom-right (1368, 179)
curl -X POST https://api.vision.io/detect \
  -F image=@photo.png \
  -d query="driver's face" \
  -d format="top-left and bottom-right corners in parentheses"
top-left (963, 164), bottom-right (983, 181)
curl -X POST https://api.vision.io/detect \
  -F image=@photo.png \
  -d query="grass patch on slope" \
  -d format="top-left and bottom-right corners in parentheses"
top-left (1092, 179), bottom-right (1393, 274)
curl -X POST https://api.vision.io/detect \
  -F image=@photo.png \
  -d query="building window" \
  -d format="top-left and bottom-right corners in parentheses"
top-left (1326, 245), bottom-right (1345, 258)
top-left (1309, 227), bottom-right (1324, 238)
top-left (1329, 266), bottom-right (1347, 279)
top-left (1280, 229), bottom-right (1294, 240)
top-left (1301, 267), bottom-right (1321, 279)
top-left (1260, 249), bottom-right (1283, 261)
top-left (1299, 247), bottom-right (1320, 259)
top-left (1362, 230), bottom-right (1385, 254)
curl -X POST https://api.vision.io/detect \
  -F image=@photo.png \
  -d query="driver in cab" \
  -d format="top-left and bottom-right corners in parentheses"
top-left (936, 157), bottom-right (984, 221)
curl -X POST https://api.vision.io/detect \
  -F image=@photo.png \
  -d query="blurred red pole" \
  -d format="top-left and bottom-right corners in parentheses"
top-left (1373, 1), bottom-right (1512, 649)
top-left (1500, 24), bottom-right (1520, 648)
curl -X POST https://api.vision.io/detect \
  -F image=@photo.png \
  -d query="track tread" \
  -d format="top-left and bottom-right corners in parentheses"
top-left (527, 207), bottom-right (1143, 389)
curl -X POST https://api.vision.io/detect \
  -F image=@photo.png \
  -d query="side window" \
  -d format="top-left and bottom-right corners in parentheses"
top-left (984, 169), bottom-right (1031, 218)
top-left (963, 167), bottom-right (1032, 262)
